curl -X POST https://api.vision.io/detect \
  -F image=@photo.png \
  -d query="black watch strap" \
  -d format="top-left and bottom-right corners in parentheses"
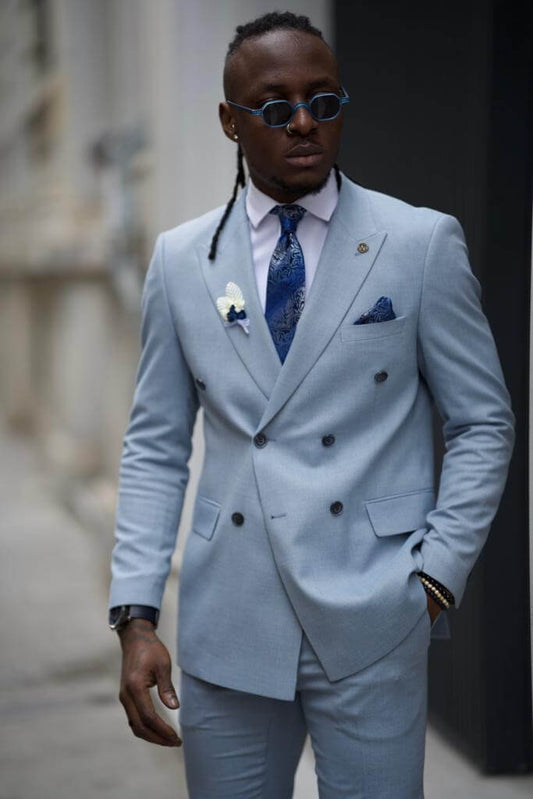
top-left (109, 604), bottom-right (159, 631)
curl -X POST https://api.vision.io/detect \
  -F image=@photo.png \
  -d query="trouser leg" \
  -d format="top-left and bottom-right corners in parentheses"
top-left (179, 670), bottom-right (307, 799)
top-left (299, 610), bottom-right (431, 799)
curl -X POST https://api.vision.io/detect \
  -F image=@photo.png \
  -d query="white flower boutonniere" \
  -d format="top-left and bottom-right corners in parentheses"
top-left (216, 281), bottom-right (250, 335)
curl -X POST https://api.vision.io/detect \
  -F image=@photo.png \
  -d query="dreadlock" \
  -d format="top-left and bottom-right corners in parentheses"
top-left (334, 163), bottom-right (342, 192)
top-left (208, 145), bottom-right (246, 261)
top-left (209, 11), bottom-right (341, 260)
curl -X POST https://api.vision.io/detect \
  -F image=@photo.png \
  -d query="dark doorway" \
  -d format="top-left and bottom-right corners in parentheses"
top-left (335, 0), bottom-right (532, 773)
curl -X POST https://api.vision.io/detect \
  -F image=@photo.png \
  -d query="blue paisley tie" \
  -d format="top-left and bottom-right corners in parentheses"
top-left (265, 204), bottom-right (307, 364)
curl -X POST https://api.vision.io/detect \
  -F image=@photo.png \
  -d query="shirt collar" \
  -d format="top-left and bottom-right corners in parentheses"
top-left (245, 169), bottom-right (339, 230)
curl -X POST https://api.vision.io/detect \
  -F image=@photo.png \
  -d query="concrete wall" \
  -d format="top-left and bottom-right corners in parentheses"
top-left (0, 0), bottom-right (332, 547)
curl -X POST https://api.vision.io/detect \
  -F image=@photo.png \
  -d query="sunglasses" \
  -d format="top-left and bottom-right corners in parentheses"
top-left (226, 88), bottom-right (350, 128)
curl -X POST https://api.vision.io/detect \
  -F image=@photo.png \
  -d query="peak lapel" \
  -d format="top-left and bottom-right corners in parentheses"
top-left (197, 191), bottom-right (282, 400)
top-left (258, 180), bottom-right (387, 431)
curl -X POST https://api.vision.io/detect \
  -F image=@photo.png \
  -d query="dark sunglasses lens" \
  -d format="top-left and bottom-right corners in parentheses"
top-left (310, 94), bottom-right (341, 120)
top-left (263, 101), bottom-right (292, 126)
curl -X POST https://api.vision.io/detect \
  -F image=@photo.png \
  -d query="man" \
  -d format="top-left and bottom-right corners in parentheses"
top-left (108, 12), bottom-right (515, 798)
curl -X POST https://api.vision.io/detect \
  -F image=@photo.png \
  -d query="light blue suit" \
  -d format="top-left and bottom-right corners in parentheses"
top-left (109, 175), bottom-right (514, 706)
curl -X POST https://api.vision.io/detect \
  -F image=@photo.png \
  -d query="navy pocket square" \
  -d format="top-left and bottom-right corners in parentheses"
top-left (353, 296), bottom-right (396, 325)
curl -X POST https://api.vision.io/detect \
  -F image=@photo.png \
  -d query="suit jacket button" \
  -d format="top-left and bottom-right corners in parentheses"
top-left (330, 501), bottom-right (343, 515)
top-left (374, 370), bottom-right (388, 383)
top-left (232, 512), bottom-right (244, 526)
top-left (254, 432), bottom-right (267, 448)
top-left (322, 434), bottom-right (335, 447)
top-left (196, 378), bottom-right (206, 390)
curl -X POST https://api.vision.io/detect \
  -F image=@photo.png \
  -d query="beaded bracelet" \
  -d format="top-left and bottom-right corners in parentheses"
top-left (418, 571), bottom-right (455, 605)
top-left (419, 575), bottom-right (449, 610)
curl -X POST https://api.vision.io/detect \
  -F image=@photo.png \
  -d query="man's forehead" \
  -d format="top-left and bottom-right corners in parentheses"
top-left (224, 29), bottom-right (338, 96)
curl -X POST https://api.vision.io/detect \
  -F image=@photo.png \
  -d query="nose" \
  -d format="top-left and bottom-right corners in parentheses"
top-left (288, 103), bottom-right (317, 135)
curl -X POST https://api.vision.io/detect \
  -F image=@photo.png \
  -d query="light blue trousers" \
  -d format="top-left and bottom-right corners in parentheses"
top-left (179, 609), bottom-right (431, 798)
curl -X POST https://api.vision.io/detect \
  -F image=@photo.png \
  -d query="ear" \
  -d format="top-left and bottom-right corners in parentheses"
top-left (219, 102), bottom-right (239, 143)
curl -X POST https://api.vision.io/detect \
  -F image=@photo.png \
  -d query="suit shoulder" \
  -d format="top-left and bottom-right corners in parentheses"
top-left (360, 184), bottom-right (453, 233)
top-left (158, 204), bottom-right (226, 257)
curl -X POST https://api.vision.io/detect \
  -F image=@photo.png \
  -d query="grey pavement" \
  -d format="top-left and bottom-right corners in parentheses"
top-left (1, 426), bottom-right (532, 799)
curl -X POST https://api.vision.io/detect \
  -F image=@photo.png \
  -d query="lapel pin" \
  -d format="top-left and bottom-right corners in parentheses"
top-left (357, 242), bottom-right (369, 254)
top-left (216, 281), bottom-right (250, 335)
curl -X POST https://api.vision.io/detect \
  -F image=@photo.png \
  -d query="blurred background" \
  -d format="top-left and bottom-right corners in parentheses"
top-left (0, 1), bottom-right (532, 797)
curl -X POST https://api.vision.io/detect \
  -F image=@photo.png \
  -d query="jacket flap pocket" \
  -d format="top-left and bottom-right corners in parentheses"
top-left (192, 495), bottom-right (221, 540)
top-left (365, 487), bottom-right (435, 536)
top-left (340, 315), bottom-right (407, 343)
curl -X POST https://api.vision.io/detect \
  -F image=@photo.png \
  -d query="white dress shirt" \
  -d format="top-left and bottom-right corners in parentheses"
top-left (245, 170), bottom-right (339, 313)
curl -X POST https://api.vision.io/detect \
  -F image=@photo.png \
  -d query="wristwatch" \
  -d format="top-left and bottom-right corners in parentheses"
top-left (108, 604), bottom-right (160, 631)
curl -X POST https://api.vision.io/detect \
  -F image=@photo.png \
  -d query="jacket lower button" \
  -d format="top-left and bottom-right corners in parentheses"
top-left (374, 371), bottom-right (388, 383)
top-left (322, 434), bottom-right (335, 447)
top-left (232, 512), bottom-right (244, 526)
top-left (330, 501), bottom-right (343, 515)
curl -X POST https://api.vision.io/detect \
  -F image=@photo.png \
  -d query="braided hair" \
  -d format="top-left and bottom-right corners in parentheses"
top-left (209, 11), bottom-right (342, 261)
top-left (208, 145), bottom-right (246, 261)
top-left (226, 11), bottom-right (324, 57)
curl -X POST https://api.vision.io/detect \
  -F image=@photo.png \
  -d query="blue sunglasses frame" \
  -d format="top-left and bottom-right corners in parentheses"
top-left (226, 88), bottom-right (350, 128)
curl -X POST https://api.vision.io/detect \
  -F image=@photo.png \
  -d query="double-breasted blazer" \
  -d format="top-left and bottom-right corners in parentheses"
top-left (109, 175), bottom-right (515, 700)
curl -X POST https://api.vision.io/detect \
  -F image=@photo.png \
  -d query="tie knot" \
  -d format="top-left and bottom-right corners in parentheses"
top-left (270, 204), bottom-right (306, 234)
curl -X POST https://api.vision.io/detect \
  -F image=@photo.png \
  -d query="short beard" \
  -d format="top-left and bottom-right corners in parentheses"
top-left (269, 171), bottom-right (331, 200)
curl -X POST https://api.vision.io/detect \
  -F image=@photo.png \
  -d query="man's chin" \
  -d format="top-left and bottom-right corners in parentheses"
top-left (271, 170), bottom-right (331, 199)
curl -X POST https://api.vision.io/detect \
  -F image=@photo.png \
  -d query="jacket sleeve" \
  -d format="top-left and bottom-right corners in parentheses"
top-left (108, 233), bottom-right (200, 609)
top-left (416, 213), bottom-right (515, 608)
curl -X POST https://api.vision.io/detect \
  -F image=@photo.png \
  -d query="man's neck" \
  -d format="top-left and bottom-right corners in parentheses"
top-left (246, 169), bottom-right (339, 228)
